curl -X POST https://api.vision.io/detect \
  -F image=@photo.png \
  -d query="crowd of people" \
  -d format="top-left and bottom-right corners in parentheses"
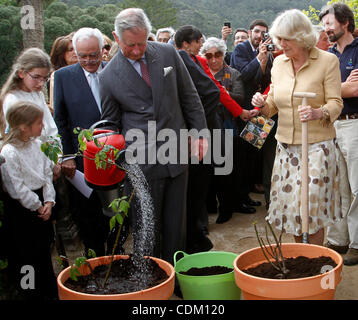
top-left (0, 2), bottom-right (358, 300)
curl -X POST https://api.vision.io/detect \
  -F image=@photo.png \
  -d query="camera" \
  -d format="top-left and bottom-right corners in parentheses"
top-left (224, 22), bottom-right (231, 28)
top-left (265, 43), bottom-right (276, 51)
top-left (262, 32), bottom-right (270, 40)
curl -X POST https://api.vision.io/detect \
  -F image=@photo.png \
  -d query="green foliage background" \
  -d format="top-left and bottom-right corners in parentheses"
top-left (0, 0), bottom-right (351, 86)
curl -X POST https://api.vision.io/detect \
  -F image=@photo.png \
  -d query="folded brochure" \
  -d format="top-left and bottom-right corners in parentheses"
top-left (240, 115), bottom-right (275, 149)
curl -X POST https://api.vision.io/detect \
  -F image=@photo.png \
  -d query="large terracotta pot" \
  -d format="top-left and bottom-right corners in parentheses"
top-left (57, 255), bottom-right (175, 300)
top-left (234, 243), bottom-right (343, 300)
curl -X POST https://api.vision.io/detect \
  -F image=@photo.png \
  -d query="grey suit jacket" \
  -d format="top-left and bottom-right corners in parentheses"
top-left (99, 41), bottom-right (207, 179)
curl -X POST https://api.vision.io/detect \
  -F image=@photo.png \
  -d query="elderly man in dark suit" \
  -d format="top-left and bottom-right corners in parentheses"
top-left (99, 8), bottom-right (208, 264)
top-left (54, 27), bottom-right (111, 257)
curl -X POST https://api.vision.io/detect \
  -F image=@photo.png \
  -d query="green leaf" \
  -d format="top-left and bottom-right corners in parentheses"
top-left (94, 138), bottom-right (102, 148)
top-left (119, 200), bottom-right (130, 215)
top-left (75, 256), bottom-right (87, 267)
top-left (87, 249), bottom-right (96, 258)
top-left (115, 213), bottom-right (123, 225)
top-left (109, 215), bottom-right (116, 231)
top-left (83, 129), bottom-right (93, 142)
top-left (70, 266), bottom-right (80, 281)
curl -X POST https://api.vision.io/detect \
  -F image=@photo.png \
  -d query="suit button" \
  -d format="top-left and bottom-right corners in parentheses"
top-left (141, 107), bottom-right (145, 110)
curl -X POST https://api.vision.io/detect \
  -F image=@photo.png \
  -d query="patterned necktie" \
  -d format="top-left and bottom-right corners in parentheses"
top-left (89, 72), bottom-right (101, 113)
top-left (138, 59), bottom-right (151, 87)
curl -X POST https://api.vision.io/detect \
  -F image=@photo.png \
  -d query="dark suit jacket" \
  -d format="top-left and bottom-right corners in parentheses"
top-left (178, 50), bottom-right (220, 130)
top-left (54, 62), bottom-right (107, 172)
top-left (230, 40), bottom-right (272, 109)
top-left (99, 42), bottom-right (207, 179)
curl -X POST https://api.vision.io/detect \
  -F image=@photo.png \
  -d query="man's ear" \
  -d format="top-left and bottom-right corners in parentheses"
top-left (112, 31), bottom-right (120, 45)
top-left (342, 20), bottom-right (349, 32)
top-left (182, 40), bottom-right (189, 50)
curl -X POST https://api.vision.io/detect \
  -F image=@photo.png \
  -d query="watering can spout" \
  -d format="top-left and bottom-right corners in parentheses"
top-left (116, 149), bottom-right (134, 167)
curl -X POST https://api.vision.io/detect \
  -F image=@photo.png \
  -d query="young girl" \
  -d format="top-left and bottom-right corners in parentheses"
top-left (0, 47), bottom-right (58, 142)
top-left (0, 47), bottom-right (61, 179)
top-left (1, 101), bottom-right (58, 300)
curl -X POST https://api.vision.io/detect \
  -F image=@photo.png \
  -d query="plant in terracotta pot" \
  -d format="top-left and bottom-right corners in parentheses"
top-left (41, 128), bottom-right (175, 300)
top-left (233, 220), bottom-right (343, 300)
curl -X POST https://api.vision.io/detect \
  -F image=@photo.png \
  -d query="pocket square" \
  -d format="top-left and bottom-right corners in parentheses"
top-left (163, 66), bottom-right (173, 77)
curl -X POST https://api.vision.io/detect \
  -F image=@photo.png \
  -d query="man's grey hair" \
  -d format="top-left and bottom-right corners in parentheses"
top-left (156, 27), bottom-right (175, 39)
top-left (200, 37), bottom-right (227, 55)
top-left (72, 27), bottom-right (104, 54)
top-left (114, 8), bottom-right (152, 40)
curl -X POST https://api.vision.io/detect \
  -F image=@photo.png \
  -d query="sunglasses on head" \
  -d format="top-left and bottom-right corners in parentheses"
top-left (103, 44), bottom-right (111, 50)
top-left (204, 51), bottom-right (224, 59)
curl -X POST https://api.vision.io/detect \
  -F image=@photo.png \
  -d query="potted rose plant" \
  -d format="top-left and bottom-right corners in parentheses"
top-left (233, 220), bottom-right (343, 300)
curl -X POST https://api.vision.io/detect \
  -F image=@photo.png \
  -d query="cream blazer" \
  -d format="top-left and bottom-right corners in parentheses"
top-left (266, 47), bottom-right (343, 145)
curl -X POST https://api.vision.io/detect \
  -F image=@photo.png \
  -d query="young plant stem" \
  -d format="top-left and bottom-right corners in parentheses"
top-left (253, 220), bottom-right (289, 278)
top-left (267, 221), bottom-right (288, 275)
top-left (85, 261), bottom-right (101, 288)
top-left (102, 188), bottom-right (136, 288)
top-left (254, 223), bottom-right (281, 272)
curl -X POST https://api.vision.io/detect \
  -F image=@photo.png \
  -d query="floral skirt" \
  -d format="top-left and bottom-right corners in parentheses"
top-left (267, 139), bottom-right (345, 236)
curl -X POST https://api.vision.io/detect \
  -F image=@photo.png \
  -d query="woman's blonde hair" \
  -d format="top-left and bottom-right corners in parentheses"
top-left (2, 101), bottom-right (43, 147)
top-left (0, 48), bottom-right (51, 137)
top-left (269, 9), bottom-right (317, 50)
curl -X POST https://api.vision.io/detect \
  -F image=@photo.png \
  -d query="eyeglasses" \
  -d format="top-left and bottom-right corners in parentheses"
top-left (204, 51), bottom-right (224, 60)
top-left (26, 71), bottom-right (50, 82)
top-left (103, 44), bottom-right (111, 50)
top-left (77, 52), bottom-right (101, 64)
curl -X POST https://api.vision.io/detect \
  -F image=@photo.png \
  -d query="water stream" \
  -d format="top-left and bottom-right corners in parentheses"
top-left (120, 162), bottom-right (156, 286)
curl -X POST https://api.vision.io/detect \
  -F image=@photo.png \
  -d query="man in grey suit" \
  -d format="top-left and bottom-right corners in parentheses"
top-left (99, 8), bottom-right (208, 264)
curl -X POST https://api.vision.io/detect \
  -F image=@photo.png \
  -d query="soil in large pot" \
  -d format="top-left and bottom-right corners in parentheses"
top-left (64, 255), bottom-right (168, 295)
top-left (243, 255), bottom-right (337, 279)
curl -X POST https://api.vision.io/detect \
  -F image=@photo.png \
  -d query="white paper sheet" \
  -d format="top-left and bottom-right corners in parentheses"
top-left (65, 170), bottom-right (93, 199)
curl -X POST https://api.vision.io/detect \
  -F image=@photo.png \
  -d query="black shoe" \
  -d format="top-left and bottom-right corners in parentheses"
top-left (216, 212), bottom-right (232, 224)
top-left (236, 203), bottom-right (256, 214)
top-left (243, 197), bottom-right (262, 207)
top-left (187, 235), bottom-right (214, 254)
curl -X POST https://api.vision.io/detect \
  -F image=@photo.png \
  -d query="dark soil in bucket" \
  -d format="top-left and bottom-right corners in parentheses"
top-left (64, 255), bottom-right (169, 295)
top-left (243, 256), bottom-right (337, 279)
top-left (180, 266), bottom-right (233, 276)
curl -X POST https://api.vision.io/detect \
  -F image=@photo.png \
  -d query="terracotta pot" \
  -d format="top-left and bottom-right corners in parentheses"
top-left (57, 255), bottom-right (175, 300)
top-left (234, 243), bottom-right (343, 300)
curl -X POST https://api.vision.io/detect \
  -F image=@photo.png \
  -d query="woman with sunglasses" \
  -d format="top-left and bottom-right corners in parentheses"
top-left (102, 34), bottom-right (113, 61)
top-left (201, 37), bottom-right (247, 224)
top-left (49, 32), bottom-right (77, 113)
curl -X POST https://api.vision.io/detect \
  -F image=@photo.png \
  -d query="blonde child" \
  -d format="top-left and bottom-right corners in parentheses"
top-left (1, 101), bottom-right (57, 300)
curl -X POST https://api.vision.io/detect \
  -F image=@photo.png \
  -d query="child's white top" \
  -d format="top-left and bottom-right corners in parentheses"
top-left (1, 139), bottom-right (55, 211)
top-left (3, 90), bottom-right (59, 142)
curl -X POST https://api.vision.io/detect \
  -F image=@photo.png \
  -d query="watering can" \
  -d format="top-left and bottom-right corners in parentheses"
top-left (83, 120), bottom-right (130, 217)
top-left (83, 120), bottom-right (126, 190)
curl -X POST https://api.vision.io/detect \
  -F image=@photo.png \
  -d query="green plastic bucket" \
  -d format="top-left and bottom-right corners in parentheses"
top-left (174, 251), bottom-right (241, 300)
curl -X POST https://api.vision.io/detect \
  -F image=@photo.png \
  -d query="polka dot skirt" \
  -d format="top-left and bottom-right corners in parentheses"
top-left (267, 139), bottom-right (345, 236)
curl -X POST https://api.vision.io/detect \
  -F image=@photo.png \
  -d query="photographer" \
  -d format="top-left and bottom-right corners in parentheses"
top-left (230, 19), bottom-right (276, 211)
